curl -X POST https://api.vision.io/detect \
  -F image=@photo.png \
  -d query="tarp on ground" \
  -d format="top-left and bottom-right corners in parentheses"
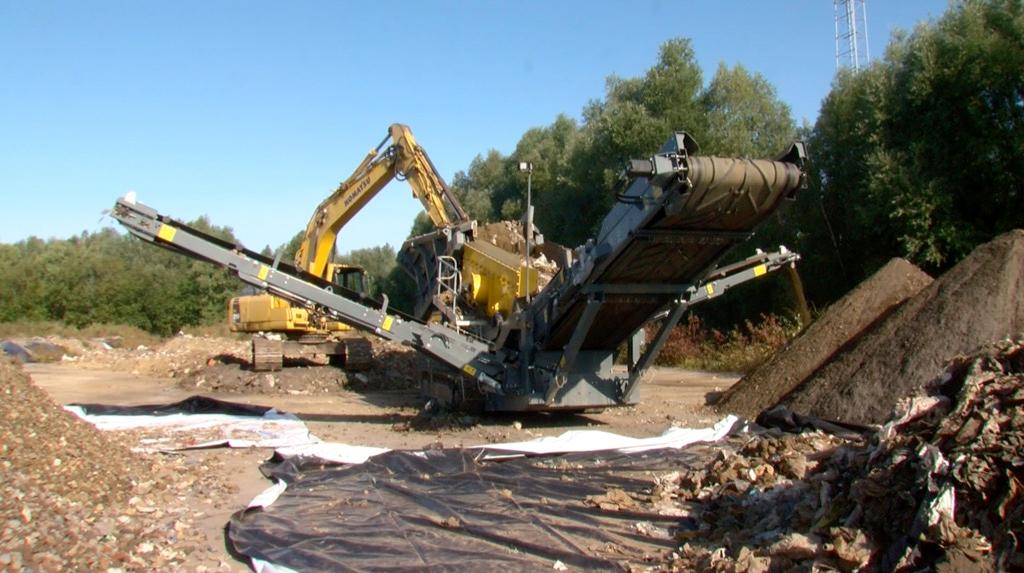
top-left (230, 418), bottom-right (739, 573)
top-left (1, 340), bottom-right (31, 363)
top-left (65, 395), bottom-right (317, 451)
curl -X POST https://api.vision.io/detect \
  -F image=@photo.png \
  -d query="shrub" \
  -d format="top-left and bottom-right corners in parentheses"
top-left (650, 313), bottom-right (799, 373)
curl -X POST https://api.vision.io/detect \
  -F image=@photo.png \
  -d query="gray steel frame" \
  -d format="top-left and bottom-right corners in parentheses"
top-left (112, 198), bottom-right (504, 392)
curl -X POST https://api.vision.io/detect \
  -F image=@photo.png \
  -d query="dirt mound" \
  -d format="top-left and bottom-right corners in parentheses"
top-left (72, 333), bottom-right (249, 378)
top-left (779, 229), bottom-right (1024, 424)
top-left (176, 339), bottom-right (429, 394)
top-left (716, 258), bottom-right (933, 419)
top-left (0, 358), bottom-right (219, 570)
top-left (662, 337), bottom-right (1024, 571)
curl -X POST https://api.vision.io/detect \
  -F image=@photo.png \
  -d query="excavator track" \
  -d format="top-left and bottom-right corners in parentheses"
top-left (251, 335), bottom-right (373, 372)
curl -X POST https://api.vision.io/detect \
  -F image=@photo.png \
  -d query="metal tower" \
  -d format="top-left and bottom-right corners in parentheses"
top-left (834, 0), bottom-right (870, 71)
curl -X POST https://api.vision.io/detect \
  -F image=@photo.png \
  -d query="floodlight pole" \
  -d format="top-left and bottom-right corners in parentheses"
top-left (517, 162), bottom-right (534, 302)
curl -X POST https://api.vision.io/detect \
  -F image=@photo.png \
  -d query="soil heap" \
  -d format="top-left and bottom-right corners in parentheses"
top-left (780, 229), bottom-right (1024, 424)
top-left (717, 258), bottom-right (932, 420)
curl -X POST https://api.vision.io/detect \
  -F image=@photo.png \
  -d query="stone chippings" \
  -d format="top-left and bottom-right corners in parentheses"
top-left (0, 358), bottom-right (230, 571)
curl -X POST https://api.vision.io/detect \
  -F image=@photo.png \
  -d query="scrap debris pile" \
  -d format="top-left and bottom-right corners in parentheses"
top-left (475, 220), bottom-right (562, 287)
top-left (694, 230), bottom-right (1024, 571)
top-left (178, 338), bottom-right (427, 394)
top-left (662, 337), bottom-right (1023, 572)
top-left (0, 358), bottom-right (234, 571)
top-left (1, 331), bottom-right (429, 395)
top-left (70, 334), bottom-right (249, 378)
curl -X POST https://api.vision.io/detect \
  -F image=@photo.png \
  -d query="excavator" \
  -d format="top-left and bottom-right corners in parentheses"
top-left (113, 127), bottom-right (807, 412)
top-left (231, 124), bottom-right (469, 370)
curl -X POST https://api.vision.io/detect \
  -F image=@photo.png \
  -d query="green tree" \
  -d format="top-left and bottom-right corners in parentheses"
top-left (701, 63), bottom-right (795, 157)
top-left (336, 245), bottom-right (398, 298)
top-left (438, 38), bottom-right (796, 250)
top-left (450, 149), bottom-right (510, 223)
top-left (0, 216), bottom-right (244, 335)
top-left (810, 0), bottom-right (1024, 283)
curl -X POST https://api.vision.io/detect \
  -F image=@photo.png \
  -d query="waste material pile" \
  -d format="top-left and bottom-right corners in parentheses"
top-left (72, 334), bottom-right (249, 378)
top-left (663, 337), bottom-right (1023, 572)
top-left (475, 220), bottom-right (561, 287)
top-left (15, 330), bottom-right (427, 395)
top-left (0, 339), bottom-right (70, 364)
top-left (0, 358), bottom-right (231, 571)
top-left (176, 338), bottom-right (427, 394)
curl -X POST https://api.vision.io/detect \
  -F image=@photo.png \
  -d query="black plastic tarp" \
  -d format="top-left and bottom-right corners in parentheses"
top-left (70, 395), bottom-right (272, 417)
top-left (1, 340), bottom-right (31, 363)
top-left (227, 446), bottom-right (719, 572)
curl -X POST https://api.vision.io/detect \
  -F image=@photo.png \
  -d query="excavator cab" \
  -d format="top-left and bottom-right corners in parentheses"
top-left (330, 264), bottom-right (369, 297)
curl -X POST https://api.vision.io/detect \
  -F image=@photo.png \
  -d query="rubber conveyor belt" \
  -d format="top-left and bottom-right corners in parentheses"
top-left (542, 134), bottom-right (806, 351)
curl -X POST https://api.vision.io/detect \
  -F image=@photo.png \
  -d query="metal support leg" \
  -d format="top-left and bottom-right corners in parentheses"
top-left (628, 329), bottom-right (643, 369)
top-left (545, 295), bottom-right (603, 404)
top-left (622, 301), bottom-right (689, 402)
top-left (786, 263), bottom-right (812, 331)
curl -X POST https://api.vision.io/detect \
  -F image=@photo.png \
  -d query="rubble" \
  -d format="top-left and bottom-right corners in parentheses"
top-left (475, 219), bottom-right (561, 288)
top-left (1, 338), bottom-right (72, 364)
top-left (45, 331), bottom-right (429, 395)
top-left (717, 258), bottom-right (933, 419)
top-left (71, 333), bottom-right (249, 378)
top-left (662, 336), bottom-right (1024, 572)
top-left (0, 357), bottom-right (235, 571)
top-left (177, 338), bottom-right (430, 394)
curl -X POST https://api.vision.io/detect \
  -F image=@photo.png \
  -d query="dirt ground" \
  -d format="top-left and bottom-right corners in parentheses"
top-left (24, 360), bottom-right (737, 571)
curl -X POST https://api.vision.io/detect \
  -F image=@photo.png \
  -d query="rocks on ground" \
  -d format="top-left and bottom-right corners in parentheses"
top-left (0, 358), bottom-right (237, 571)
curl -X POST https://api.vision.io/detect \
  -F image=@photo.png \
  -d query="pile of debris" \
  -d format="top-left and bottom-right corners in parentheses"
top-left (475, 220), bottom-right (561, 288)
top-left (176, 338), bottom-right (428, 394)
top-left (0, 358), bottom-right (232, 570)
top-left (663, 337), bottom-right (1023, 571)
top-left (13, 328), bottom-right (429, 396)
top-left (70, 333), bottom-right (250, 379)
top-left (1, 338), bottom-right (70, 363)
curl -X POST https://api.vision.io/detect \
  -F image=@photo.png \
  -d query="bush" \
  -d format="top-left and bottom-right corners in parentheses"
top-left (651, 313), bottom-right (798, 373)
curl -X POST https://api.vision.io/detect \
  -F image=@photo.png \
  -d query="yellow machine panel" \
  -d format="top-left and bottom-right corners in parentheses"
top-left (461, 240), bottom-right (538, 318)
top-left (230, 294), bottom-right (352, 333)
top-left (229, 294), bottom-right (311, 332)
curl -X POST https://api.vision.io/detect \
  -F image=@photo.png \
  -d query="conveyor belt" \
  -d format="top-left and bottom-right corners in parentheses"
top-left (542, 134), bottom-right (806, 351)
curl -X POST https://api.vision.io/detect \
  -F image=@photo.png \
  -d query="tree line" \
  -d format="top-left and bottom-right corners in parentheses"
top-left (2, 0), bottom-right (1019, 335)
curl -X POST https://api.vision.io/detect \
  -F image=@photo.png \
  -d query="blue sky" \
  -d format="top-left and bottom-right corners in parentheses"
top-left (0, 1), bottom-right (947, 253)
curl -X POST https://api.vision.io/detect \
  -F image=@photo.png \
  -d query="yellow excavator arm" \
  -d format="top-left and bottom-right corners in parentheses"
top-left (294, 123), bottom-right (468, 280)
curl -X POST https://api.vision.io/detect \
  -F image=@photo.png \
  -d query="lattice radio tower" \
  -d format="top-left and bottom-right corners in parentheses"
top-left (834, 0), bottom-right (870, 71)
